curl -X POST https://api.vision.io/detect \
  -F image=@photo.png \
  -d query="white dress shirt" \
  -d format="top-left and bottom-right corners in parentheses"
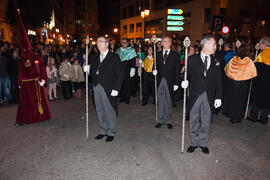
top-left (100, 49), bottom-right (109, 63)
top-left (200, 51), bottom-right (211, 70)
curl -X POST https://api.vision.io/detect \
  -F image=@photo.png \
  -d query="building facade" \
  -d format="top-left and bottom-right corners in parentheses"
top-left (120, 0), bottom-right (270, 43)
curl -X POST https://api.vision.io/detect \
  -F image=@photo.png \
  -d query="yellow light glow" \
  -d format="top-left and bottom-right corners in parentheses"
top-left (113, 28), bottom-right (118, 33)
top-left (55, 28), bottom-right (59, 33)
top-left (141, 11), bottom-right (145, 18)
top-left (144, 9), bottom-right (150, 16)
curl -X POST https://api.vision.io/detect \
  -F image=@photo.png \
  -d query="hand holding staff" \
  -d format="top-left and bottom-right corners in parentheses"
top-left (151, 35), bottom-right (161, 123)
top-left (181, 37), bottom-right (191, 153)
top-left (137, 41), bottom-right (143, 102)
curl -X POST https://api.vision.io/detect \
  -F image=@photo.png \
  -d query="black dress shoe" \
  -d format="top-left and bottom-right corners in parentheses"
top-left (14, 122), bottom-right (24, 126)
top-left (105, 136), bottom-right (114, 142)
top-left (155, 123), bottom-right (164, 128)
top-left (230, 118), bottom-right (235, 124)
top-left (142, 102), bottom-right (147, 106)
top-left (199, 146), bottom-right (210, 154)
top-left (167, 124), bottom-right (173, 129)
top-left (187, 146), bottom-right (198, 153)
top-left (94, 134), bottom-right (107, 140)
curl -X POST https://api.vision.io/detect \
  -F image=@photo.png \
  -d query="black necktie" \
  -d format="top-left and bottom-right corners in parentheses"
top-left (163, 50), bottom-right (168, 64)
top-left (204, 56), bottom-right (208, 76)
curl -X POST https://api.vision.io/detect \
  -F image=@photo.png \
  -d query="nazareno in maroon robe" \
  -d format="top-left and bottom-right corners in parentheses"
top-left (16, 52), bottom-right (52, 124)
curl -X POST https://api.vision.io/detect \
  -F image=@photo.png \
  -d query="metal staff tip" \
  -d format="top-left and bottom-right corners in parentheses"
top-left (183, 37), bottom-right (191, 48)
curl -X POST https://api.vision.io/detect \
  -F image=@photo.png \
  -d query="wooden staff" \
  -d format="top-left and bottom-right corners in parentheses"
top-left (85, 36), bottom-right (89, 140)
top-left (181, 37), bottom-right (191, 153)
top-left (244, 43), bottom-right (259, 119)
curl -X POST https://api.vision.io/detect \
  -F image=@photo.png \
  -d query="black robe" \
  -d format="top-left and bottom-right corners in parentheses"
top-left (156, 50), bottom-right (180, 98)
top-left (223, 77), bottom-right (250, 119)
top-left (250, 62), bottom-right (270, 109)
top-left (90, 51), bottom-right (124, 113)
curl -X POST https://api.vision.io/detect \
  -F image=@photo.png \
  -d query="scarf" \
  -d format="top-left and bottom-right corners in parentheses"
top-left (143, 55), bottom-right (154, 73)
top-left (116, 47), bottom-right (137, 61)
top-left (224, 56), bottom-right (257, 81)
top-left (254, 47), bottom-right (270, 66)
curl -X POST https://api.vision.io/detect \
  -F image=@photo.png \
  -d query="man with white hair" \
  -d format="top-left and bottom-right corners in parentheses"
top-left (181, 35), bottom-right (222, 154)
top-left (84, 36), bottom-right (124, 142)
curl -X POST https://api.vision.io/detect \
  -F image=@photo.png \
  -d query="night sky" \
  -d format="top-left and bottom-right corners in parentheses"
top-left (97, 0), bottom-right (120, 36)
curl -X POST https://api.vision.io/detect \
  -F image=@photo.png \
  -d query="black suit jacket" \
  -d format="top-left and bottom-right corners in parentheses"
top-left (156, 50), bottom-right (180, 97)
top-left (187, 53), bottom-right (222, 111)
top-left (91, 51), bottom-right (124, 113)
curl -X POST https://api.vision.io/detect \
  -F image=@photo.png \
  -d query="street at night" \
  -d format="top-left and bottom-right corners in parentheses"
top-left (0, 96), bottom-right (269, 180)
top-left (1, 0), bottom-right (270, 179)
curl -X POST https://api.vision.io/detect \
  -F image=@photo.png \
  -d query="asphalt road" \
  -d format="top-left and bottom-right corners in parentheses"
top-left (0, 96), bottom-right (269, 180)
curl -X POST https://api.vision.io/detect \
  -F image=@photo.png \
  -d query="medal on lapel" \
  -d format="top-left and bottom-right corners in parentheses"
top-left (96, 70), bottom-right (99, 75)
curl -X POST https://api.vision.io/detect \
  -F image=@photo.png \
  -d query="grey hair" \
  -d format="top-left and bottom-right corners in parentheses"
top-left (97, 36), bottom-right (110, 43)
top-left (260, 36), bottom-right (270, 47)
top-left (200, 35), bottom-right (213, 48)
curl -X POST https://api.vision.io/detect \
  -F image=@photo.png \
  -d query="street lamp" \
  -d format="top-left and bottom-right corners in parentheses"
top-left (141, 9), bottom-right (150, 38)
top-left (113, 28), bottom-right (119, 33)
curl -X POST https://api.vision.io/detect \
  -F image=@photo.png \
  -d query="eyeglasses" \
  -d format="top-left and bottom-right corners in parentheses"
top-left (97, 40), bottom-right (106, 43)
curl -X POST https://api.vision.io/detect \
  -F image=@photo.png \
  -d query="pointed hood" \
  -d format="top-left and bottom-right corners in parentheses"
top-left (13, 0), bottom-right (33, 57)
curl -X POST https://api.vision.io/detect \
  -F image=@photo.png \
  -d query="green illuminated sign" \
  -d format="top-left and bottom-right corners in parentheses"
top-left (167, 21), bottom-right (184, 26)
top-left (167, 27), bottom-right (184, 31)
top-left (167, 15), bottom-right (184, 20)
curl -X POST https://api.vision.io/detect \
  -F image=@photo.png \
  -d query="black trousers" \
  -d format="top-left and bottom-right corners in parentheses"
top-left (61, 80), bottom-right (72, 98)
top-left (120, 61), bottom-right (132, 103)
top-left (250, 105), bottom-right (269, 124)
top-left (142, 72), bottom-right (155, 104)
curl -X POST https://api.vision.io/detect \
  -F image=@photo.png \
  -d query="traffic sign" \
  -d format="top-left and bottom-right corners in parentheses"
top-left (167, 21), bottom-right (184, 26)
top-left (168, 9), bottom-right (183, 15)
top-left (167, 15), bottom-right (184, 20)
top-left (222, 26), bottom-right (230, 34)
top-left (167, 27), bottom-right (184, 31)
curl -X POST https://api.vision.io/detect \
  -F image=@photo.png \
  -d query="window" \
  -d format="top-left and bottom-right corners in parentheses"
top-left (136, 22), bottom-right (142, 32)
top-left (129, 6), bottom-right (134, 17)
top-left (130, 24), bottom-right (134, 33)
top-left (204, 8), bottom-right (211, 24)
top-left (123, 25), bottom-right (127, 33)
top-left (122, 8), bottom-right (127, 19)
top-left (0, 29), bottom-right (4, 40)
top-left (183, 12), bottom-right (191, 24)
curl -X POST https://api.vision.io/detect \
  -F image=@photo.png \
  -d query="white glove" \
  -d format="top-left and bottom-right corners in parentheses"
top-left (139, 59), bottom-right (143, 64)
top-left (152, 70), bottom-right (157, 76)
top-left (83, 65), bottom-right (90, 73)
top-left (214, 99), bottom-right (222, 109)
top-left (110, 90), bottom-right (118, 96)
top-left (173, 85), bottom-right (179, 91)
top-left (63, 74), bottom-right (69, 78)
top-left (138, 68), bottom-right (142, 77)
top-left (130, 68), bottom-right (135, 77)
top-left (181, 80), bottom-right (189, 89)
top-left (39, 79), bottom-right (45, 86)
